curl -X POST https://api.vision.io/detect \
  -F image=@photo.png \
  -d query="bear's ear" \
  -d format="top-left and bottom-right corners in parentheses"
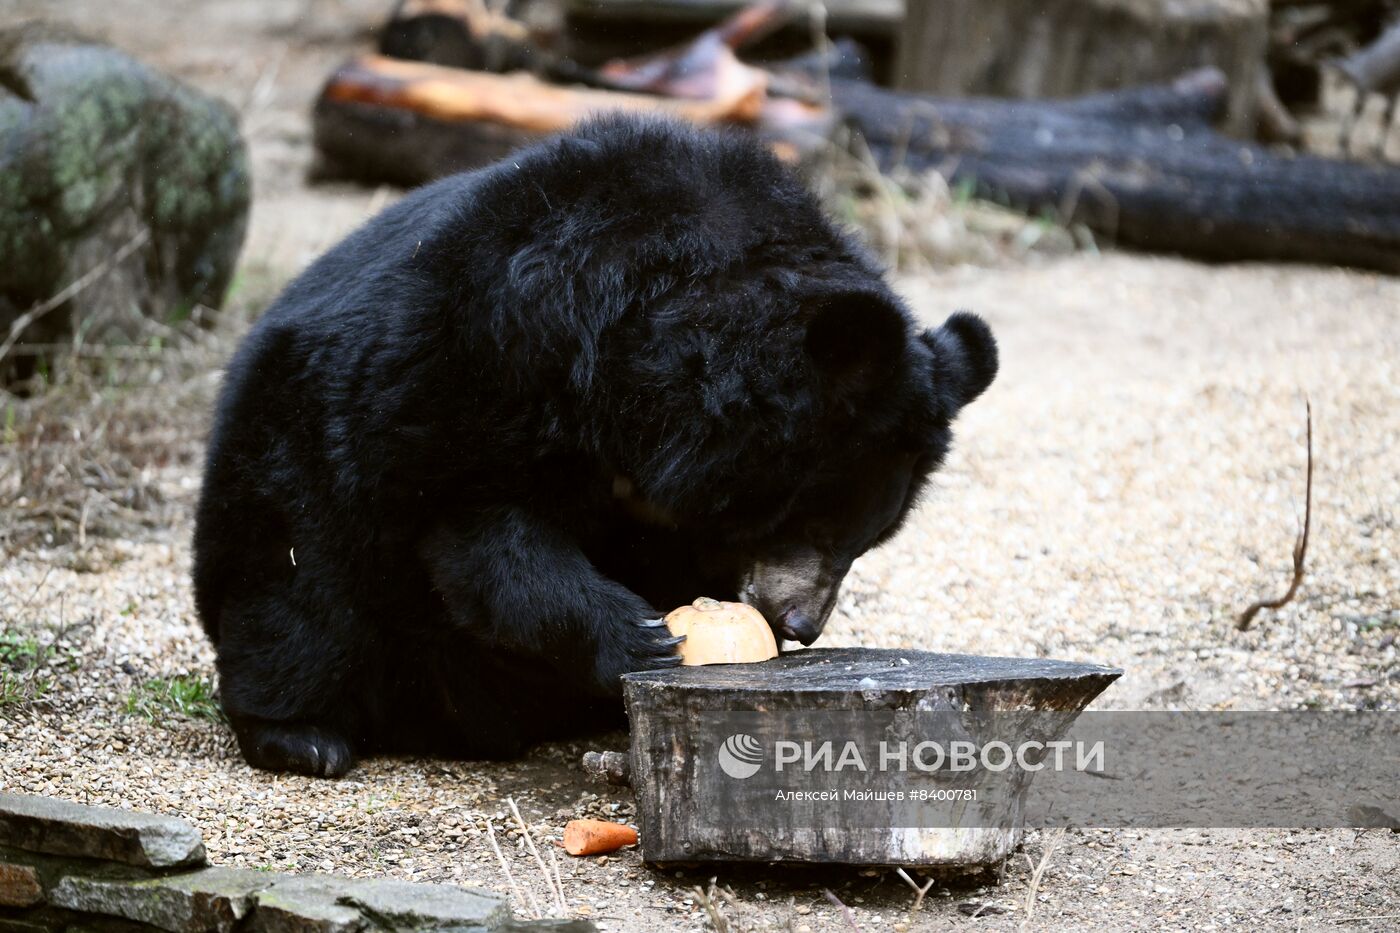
top-left (922, 311), bottom-right (998, 409)
top-left (804, 291), bottom-right (908, 402)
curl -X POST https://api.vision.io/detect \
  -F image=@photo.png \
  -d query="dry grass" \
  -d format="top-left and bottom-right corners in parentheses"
top-left (0, 264), bottom-right (282, 562)
top-left (811, 128), bottom-right (1090, 273)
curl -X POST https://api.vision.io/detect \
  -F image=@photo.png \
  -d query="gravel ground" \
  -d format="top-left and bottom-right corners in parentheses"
top-left (4, 2), bottom-right (1399, 930)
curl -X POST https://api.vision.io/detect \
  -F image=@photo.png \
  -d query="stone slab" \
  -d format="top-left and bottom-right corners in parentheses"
top-left (0, 919), bottom-right (50, 932)
top-left (0, 795), bottom-right (205, 870)
top-left (250, 875), bottom-right (366, 933)
top-left (335, 876), bottom-right (509, 930)
top-left (0, 794), bottom-right (591, 932)
top-left (0, 863), bottom-right (44, 907)
top-left (49, 867), bottom-right (267, 932)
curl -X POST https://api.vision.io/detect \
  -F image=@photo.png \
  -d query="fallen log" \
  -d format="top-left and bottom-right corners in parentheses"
top-left (314, 54), bottom-right (767, 183)
top-left (836, 70), bottom-right (1400, 272)
top-left (331, 2), bottom-right (1400, 274)
top-left (313, 54), bottom-right (831, 184)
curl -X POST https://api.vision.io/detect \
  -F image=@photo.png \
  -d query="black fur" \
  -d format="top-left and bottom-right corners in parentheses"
top-left (193, 116), bottom-right (997, 777)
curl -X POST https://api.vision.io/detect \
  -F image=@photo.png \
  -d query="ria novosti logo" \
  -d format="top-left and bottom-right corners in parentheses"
top-left (717, 733), bottom-right (764, 779)
top-left (715, 733), bottom-right (1106, 778)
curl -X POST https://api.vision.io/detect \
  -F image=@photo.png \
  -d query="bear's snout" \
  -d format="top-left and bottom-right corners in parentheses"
top-left (740, 547), bottom-right (848, 648)
top-left (775, 608), bottom-right (823, 646)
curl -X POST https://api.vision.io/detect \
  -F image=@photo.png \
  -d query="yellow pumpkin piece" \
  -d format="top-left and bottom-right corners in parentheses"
top-left (664, 597), bottom-right (778, 666)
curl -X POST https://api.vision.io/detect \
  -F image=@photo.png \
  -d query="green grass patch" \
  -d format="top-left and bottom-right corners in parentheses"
top-left (125, 675), bottom-right (224, 724)
top-left (0, 670), bottom-right (51, 710)
top-left (0, 632), bottom-right (44, 667)
top-left (0, 631), bottom-right (53, 712)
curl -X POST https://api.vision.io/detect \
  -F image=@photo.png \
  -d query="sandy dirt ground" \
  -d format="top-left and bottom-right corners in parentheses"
top-left (2, 2), bottom-right (1398, 930)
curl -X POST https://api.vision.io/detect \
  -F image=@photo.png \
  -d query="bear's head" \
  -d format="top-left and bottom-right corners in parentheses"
top-left (599, 282), bottom-right (997, 648)
top-left (462, 115), bottom-right (998, 647)
top-left (732, 303), bottom-right (997, 645)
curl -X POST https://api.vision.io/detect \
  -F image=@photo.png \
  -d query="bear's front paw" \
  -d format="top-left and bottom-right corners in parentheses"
top-left (233, 720), bottom-right (355, 778)
top-left (594, 616), bottom-right (684, 692)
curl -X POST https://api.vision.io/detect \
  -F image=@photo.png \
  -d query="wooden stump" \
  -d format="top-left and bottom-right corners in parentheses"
top-left (895, 0), bottom-right (1269, 134)
top-left (623, 648), bottom-right (1119, 866)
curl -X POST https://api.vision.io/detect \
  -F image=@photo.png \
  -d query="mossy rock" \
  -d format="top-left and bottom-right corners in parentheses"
top-left (0, 22), bottom-right (250, 382)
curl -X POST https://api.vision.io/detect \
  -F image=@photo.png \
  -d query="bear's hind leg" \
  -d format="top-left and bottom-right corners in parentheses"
top-left (213, 587), bottom-right (370, 778)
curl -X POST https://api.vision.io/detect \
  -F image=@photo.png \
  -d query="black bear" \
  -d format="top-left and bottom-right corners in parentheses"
top-left (193, 115), bottom-right (997, 777)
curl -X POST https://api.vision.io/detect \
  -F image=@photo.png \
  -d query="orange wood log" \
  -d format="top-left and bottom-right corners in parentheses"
top-left (321, 54), bottom-right (767, 133)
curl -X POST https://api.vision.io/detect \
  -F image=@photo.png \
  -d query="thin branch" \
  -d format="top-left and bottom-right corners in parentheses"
top-left (1021, 828), bottom-right (1066, 930)
top-left (894, 868), bottom-right (933, 912)
top-left (822, 889), bottom-right (863, 932)
top-left (693, 878), bottom-right (730, 933)
top-left (484, 817), bottom-right (541, 920)
top-left (1238, 400), bottom-right (1314, 631)
top-left (0, 229), bottom-right (151, 366)
top-left (547, 844), bottom-right (567, 917)
top-left (507, 798), bottom-right (566, 916)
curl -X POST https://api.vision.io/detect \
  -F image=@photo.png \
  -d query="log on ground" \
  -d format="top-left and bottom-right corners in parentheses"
top-left (837, 70), bottom-right (1400, 273)
top-left (312, 54), bottom-right (830, 184)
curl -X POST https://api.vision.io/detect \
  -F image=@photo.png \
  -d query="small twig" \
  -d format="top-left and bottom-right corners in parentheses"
top-left (822, 888), bottom-right (863, 932)
top-left (484, 817), bottom-right (542, 920)
top-left (241, 47), bottom-right (286, 127)
top-left (894, 868), bottom-right (934, 912)
top-left (1238, 400), bottom-right (1314, 631)
top-left (1021, 828), bottom-right (1066, 930)
top-left (547, 844), bottom-right (567, 917)
top-left (0, 229), bottom-right (151, 367)
top-left (507, 798), bottom-right (566, 917)
top-left (693, 878), bottom-right (730, 933)
top-left (1329, 914), bottom-right (1400, 925)
top-left (10, 566), bottom-right (55, 622)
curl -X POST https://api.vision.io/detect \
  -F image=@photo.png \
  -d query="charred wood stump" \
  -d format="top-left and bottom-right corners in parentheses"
top-left (622, 648), bottom-right (1119, 866)
top-left (562, 0), bottom-right (900, 79)
top-left (837, 69), bottom-right (1400, 273)
top-left (378, 0), bottom-right (542, 73)
top-left (897, 0), bottom-right (1270, 135)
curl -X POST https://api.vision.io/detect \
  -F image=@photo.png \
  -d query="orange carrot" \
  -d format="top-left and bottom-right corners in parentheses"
top-left (562, 819), bottom-right (638, 856)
